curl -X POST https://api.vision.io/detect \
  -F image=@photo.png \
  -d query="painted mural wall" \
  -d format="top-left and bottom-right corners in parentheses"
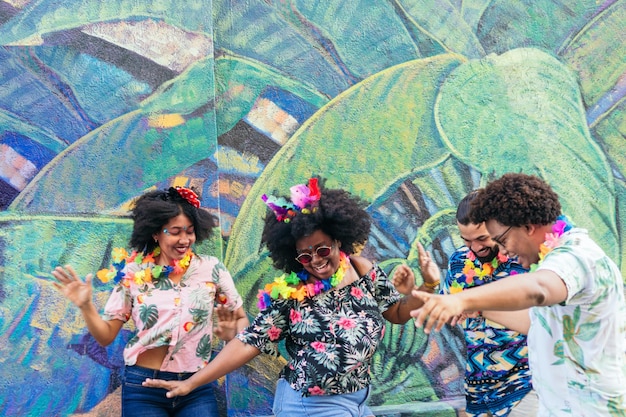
top-left (1, 1), bottom-right (625, 416)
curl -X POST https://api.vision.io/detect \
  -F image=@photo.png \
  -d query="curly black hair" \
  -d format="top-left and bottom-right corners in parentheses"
top-left (129, 187), bottom-right (217, 253)
top-left (470, 173), bottom-right (561, 227)
top-left (261, 179), bottom-right (371, 274)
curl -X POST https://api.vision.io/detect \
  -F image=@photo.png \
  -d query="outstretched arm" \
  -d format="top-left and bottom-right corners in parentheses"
top-left (410, 269), bottom-right (566, 333)
top-left (481, 310), bottom-right (531, 334)
top-left (52, 265), bottom-right (123, 346)
top-left (143, 338), bottom-right (261, 397)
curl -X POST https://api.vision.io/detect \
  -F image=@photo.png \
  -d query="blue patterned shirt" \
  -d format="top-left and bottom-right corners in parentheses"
top-left (441, 246), bottom-right (532, 417)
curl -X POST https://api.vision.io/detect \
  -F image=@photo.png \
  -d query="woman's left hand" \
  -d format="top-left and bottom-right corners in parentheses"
top-left (214, 305), bottom-right (238, 341)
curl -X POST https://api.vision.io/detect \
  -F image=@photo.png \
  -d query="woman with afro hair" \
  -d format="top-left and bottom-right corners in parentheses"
top-left (143, 177), bottom-right (434, 417)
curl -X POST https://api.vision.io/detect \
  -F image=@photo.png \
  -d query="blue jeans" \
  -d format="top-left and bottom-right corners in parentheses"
top-left (122, 365), bottom-right (219, 417)
top-left (272, 378), bottom-right (373, 417)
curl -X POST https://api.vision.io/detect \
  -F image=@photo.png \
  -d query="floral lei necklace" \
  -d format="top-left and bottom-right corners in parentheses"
top-left (96, 247), bottom-right (193, 285)
top-left (449, 249), bottom-right (509, 294)
top-left (257, 251), bottom-right (350, 309)
top-left (530, 214), bottom-right (573, 272)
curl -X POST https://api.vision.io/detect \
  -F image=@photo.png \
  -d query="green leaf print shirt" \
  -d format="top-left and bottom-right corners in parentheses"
top-left (532, 228), bottom-right (626, 416)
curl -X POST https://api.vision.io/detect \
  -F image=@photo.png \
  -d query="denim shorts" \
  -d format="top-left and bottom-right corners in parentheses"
top-left (122, 365), bottom-right (219, 417)
top-left (272, 378), bottom-right (373, 417)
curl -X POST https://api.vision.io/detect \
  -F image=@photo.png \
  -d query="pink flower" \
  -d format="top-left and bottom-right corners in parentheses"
top-left (290, 309), bottom-right (302, 323)
top-left (337, 317), bottom-right (356, 330)
top-left (311, 341), bottom-right (326, 352)
top-left (268, 326), bottom-right (282, 341)
top-left (350, 287), bottom-right (364, 299)
top-left (308, 386), bottom-right (326, 396)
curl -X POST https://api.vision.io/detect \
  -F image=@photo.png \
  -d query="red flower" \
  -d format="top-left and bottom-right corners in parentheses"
top-left (350, 287), bottom-right (364, 299)
top-left (290, 309), bottom-right (302, 323)
top-left (308, 386), bottom-right (325, 396)
top-left (268, 326), bottom-right (282, 341)
top-left (311, 341), bottom-right (325, 352)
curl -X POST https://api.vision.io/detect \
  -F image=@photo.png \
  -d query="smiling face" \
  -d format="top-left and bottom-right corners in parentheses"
top-left (295, 229), bottom-right (341, 280)
top-left (457, 222), bottom-right (499, 263)
top-left (485, 220), bottom-right (542, 269)
top-left (153, 213), bottom-right (196, 266)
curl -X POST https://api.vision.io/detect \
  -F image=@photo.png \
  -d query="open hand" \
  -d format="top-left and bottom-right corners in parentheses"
top-left (142, 379), bottom-right (192, 398)
top-left (416, 242), bottom-right (441, 287)
top-left (51, 265), bottom-right (93, 309)
top-left (410, 290), bottom-right (464, 333)
top-left (214, 304), bottom-right (238, 342)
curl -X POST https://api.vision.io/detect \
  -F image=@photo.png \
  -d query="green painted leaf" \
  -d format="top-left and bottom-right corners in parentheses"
top-left (400, 0), bottom-right (486, 58)
top-left (0, 0), bottom-right (212, 45)
top-left (560, 2), bottom-right (626, 109)
top-left (285, 0), bottom-right (425, 77)
top-left (214, 55), bottom-right (330, 135)
top-left (435, 47), bottom-right (619, 260)
top-left (477, 0), bottom-right (600, 55)
top-left (10, 111), bottom-right (217, 212)
top-left (141, 57), bottom-right (215, 115)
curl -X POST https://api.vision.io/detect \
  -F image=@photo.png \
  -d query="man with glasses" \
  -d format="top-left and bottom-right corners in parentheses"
top-left (412, 173), bottom-right (626, 416)
top-left (395, 190), bottom-right (537, 416)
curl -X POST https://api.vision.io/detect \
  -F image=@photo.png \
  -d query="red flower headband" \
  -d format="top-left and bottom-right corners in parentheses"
top-left (175, 186), bottom-right (201, 208)
top-left (262, 178), bottom-right (321, 222)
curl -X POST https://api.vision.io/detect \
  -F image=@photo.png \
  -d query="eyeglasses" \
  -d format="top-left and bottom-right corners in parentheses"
top-left (295, 245), bottom-right (333, 264)
top-left (163, 226), bottom-right (195, 236)
top-left (492, 225), bottom-right (513, 246)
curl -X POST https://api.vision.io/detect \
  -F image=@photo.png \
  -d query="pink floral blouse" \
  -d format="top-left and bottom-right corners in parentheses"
top-left (102, 255), bottom-right (243, 372)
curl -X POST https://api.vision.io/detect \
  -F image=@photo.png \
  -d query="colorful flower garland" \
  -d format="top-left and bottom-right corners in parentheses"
top-left (257, 251), bottom-right (350, 309)
top-left (530, 214), bottom-right (573, 271)
top-left (449, 250), bottom-right (510, 294)
top-left (96, 247), bottom-right (193, 286)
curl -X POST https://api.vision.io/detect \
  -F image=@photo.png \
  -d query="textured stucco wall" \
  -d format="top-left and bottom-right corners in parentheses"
top-left (1, 1), bottom-right (625, 416)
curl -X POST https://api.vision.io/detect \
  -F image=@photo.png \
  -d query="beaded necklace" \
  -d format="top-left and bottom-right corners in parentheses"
top-left (530, 214), bottom-right (573, 272)
top-left (96, 247), bottom-right (193, 285)
top-left (257, 251), bottom-right (350, 309)
top-left (449, 249), bottom-right (509, 294)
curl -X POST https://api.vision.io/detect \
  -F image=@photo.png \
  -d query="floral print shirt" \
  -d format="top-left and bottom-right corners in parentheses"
top-left (532, 228), bottom-right (626, 416)
top-left (102, 255), bottom-right (243, 373)
top-left (237, 263), bottom-right (401, 396)
top-left (442, 246), bottom-right (532, 417)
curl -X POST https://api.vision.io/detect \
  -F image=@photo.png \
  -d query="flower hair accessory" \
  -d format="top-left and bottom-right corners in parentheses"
top-left (262, 178), bottom-right (321, 222)
top-left (173, 186), bottom-right (201, 208)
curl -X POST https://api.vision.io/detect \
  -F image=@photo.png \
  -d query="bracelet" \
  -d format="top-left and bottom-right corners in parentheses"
top-left (423, 280), bottom-right (440, 289)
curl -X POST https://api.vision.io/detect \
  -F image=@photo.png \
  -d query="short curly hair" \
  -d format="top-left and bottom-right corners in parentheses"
top-left (261, 179), bottom-right (371, 274)
top-left (129, 187), bottom-right (217, 253)
top-left (470, 173), bottom-right (561, 227)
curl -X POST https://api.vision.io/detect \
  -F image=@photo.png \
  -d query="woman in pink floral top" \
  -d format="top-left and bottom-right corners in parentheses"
top-left (143, 178), bottom-right (430, 417)
top-left (52, 187), bottom-right (248, 417)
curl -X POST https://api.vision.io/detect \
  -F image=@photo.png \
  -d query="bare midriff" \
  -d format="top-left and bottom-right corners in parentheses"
top-left (135, 345), bottom-right (170, 370)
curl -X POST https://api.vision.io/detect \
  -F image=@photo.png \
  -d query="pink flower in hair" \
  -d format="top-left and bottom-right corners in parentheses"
top-left (290, 178), bottom-right (321, 210)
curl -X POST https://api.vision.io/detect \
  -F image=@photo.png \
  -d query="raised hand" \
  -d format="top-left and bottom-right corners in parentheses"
top-left (51, 265), bottom-right (94, 309)
top-left (213, 304), bottom-right (238, 342)
top-left (416, 242), bottom-right (441, 287)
